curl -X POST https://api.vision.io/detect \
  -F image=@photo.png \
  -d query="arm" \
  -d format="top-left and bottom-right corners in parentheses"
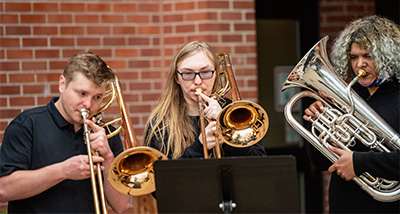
top-left (0, 154), bottom-right (105, 202)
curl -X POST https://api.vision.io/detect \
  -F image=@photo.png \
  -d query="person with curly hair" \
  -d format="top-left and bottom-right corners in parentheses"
top-left (144, 41), bottom-right (266, 159)
top-left (304, 15), bottom-right (400, 213)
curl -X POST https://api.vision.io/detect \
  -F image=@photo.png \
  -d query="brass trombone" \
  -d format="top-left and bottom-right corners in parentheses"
top-left (82, 74), bottom-right (167, 213)
top-left (81, 109), bottom-right (108, 214)
top-left (197, 52), bottom-right (269, 158)
top-left (99, 76), bottom-right (167, 196)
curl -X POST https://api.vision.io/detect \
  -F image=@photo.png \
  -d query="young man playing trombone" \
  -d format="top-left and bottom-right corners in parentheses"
top-left (0, 52), bottom-right (130, 213)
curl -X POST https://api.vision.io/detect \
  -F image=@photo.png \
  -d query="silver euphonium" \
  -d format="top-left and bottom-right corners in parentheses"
top-left (281, 36), bottom-right (400, 202)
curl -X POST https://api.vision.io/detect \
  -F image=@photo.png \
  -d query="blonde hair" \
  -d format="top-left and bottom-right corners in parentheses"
top-left (144, 41), bottom-right (220, 159)
top-left (330, 15), bottom-right (400, 83)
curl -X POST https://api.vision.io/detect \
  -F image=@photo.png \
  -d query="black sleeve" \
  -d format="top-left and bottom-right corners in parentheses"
top-left (222, 141), bottom-right (266, 157)
top-left (353, 150), bottom-right (400, 180)
top-left (179, 138), bottom-right (205, 159)
top-left (305, 141), bottom-right (332, 171)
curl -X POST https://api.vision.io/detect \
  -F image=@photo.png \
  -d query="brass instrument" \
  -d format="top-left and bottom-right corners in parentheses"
top-left (215, 52), bottom-right (269, 148)
top-left (195, 88), bottom-right (222, 158)
top-left (96, 76), bottom-right (167, 196)
top-left (81, 109), bottom-right (108, 214)
top-left (281, 36), bottom-right (400, 202)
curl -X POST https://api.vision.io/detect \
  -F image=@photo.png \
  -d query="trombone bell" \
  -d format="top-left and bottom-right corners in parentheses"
top-left (217, 100), bottom-right (269, 148)
top-left (108, 146), bottom-right (167, 196)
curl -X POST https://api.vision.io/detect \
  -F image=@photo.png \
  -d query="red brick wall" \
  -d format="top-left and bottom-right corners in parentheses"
top-left (318, 0), bottom-right (375, 213)
top-left (0, 0), bottom-right (257, 212)
top-left (0, 0), bottom-right (257, 141)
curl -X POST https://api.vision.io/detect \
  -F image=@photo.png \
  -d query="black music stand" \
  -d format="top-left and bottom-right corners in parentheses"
top-left (154, 156), bottom-right (300, 213)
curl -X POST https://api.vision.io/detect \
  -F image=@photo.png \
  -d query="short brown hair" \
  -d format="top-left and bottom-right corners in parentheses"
top-left (63, 51), bottom-right (116, 86)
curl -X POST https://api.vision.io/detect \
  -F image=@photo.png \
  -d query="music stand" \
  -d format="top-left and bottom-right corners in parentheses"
top-left (154, 155), bottom-right (300, 213)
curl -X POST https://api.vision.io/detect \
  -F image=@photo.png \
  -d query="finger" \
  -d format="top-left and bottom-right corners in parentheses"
top-left (328, 164), bottom-right (336, 174)
top-left (328, 145), bottom-right (343, 156)
top-left (84, 119), bottom-right (103, 133)
top-left (196, 91), bottom-right (211, 102)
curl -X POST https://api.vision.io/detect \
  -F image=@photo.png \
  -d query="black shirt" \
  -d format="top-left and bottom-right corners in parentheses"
top-left (0, 97), bottom-right (124, 213)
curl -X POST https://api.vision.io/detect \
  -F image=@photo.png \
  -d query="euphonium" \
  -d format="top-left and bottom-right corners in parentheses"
top-left (92, 74), bottom-right (167, 196)
top-left (215, 52), bottom-right (269, 148)
top-left (281, 36), bottom-right (400, 202)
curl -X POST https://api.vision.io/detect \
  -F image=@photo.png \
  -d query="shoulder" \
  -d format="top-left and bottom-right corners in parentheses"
top-left (10, 105), bottom-right (48, 127)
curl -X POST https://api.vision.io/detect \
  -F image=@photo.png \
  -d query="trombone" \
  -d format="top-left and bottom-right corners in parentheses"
top-left (197, 52), bottom-right (269, 158)
top-left (81, 109), bottom-right (108, 214)
top-left (81, 74), bottom-right (167, 213)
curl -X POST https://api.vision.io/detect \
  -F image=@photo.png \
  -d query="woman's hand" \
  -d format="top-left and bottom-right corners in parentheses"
top-left (303, 101), bottom-right (324, 121)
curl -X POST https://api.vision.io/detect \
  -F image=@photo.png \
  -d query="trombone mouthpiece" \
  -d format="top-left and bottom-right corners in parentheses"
top-left (195, 88), bottom-right (203, 93)
top-left (80, 108), bottom-right (89, 119)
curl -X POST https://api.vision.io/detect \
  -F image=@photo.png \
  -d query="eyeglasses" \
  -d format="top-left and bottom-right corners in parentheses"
top-left (176, 69), bottom-right (215, 81)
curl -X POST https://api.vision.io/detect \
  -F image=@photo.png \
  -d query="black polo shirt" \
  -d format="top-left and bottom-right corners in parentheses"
top-left (0, 97), bottom-right (124, 213)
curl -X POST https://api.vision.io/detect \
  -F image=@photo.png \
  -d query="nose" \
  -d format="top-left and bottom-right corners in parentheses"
top-left (193, 73), bottom-right (203, 85)
top-left (357, 57), bottom-right (366, 68)
top-left (82, 97), bottom-right (93, 110)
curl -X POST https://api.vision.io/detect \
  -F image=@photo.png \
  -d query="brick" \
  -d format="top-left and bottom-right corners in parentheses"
top-left (0, 109), bottom-right (21, 119)
top-left (175, 2), bottom-right (195, 10)
top-left (127, 37), bottom-right (150, 46)
top-left (22, 61), bottom-right (47, 70)
top-left (115, 49), bottom-right (139, 57)
top-left (87, 3), bottom-right (111, 12)
top-left (185, 12), bottom-right (218, 21)
top-left (114, 3), bottom-right (137, 12)
top-left (138, 3), bottom-right (159, 12)
top-left (7, 49), bottom-right (33, 59)
top-left (113, 26), bottom-right (136, 35)
top-left (48, 14), bottom-right (73, 23)
top-left (103, 37), bottom-right (126, 46)
top-left (234, 23), bottom-right (255, 31)
top-left (127, 15), bottom-right (150, 23)
top-left (50, 38), bottom-right (75, 46)
top-left (140, 49), bottom-right (160, 57)
top-left (5, 2), bottom-right (31, 12)
top-left (0, 14), bottom-right (19, 23)
top-left (60, 26), bottom-right (85, 35)
top-left (36, 73), bottom-right (60, 82)
top-left (35, 49), bottom-right (60, 59)
top-left (199, 23), bottom-right (230, 31)
top-left (0, 38), bottom-right (20, 47)
top-left (77, 38), bottom-right (101, 46)
top-left (233, 1), bottom-right (255, 9)
top-left (22, 38), bottom-right (48, 47)
top-left (5, 26), bottom-right (31, 35)
top-left (60, 3), bottom-right (85, 12)
top-left (33, 26), bottom-right (58, 35)
top-left (101, 15), bottom-right (125, 23)
top-left (176, 24), bottom-right (195, 33)
top-left (128, 60), bottom-right (150, 68)
top-left (10, 97), bottom-right (35, 106)
top-left (0, 62), bottom-right (20, 71)
top-left (221, 12), bottom-right (242, 20)
top-left (0, 85), bottom-right (20, 95)
top-left (33, 2), bottom-right (58, 12)
top-left (75, 15), bottom-right (100, 23)
top-left (21, 14), bottom-right (46, 23)
top-left (198, 1), bottom-right (230, 9)
top-left (138, 26), bottom-right (160, 34)
top-left (86, 26), bottom-right (111, 35)
top-left (9, 73), bottom-right (35, 83)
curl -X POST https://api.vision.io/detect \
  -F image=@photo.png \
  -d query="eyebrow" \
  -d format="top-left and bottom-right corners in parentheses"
top-left (179, 65), bottom-right (213, 71)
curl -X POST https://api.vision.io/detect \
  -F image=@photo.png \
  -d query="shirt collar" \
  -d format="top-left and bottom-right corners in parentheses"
top-left (47, 97), bottom-right (71, 129)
